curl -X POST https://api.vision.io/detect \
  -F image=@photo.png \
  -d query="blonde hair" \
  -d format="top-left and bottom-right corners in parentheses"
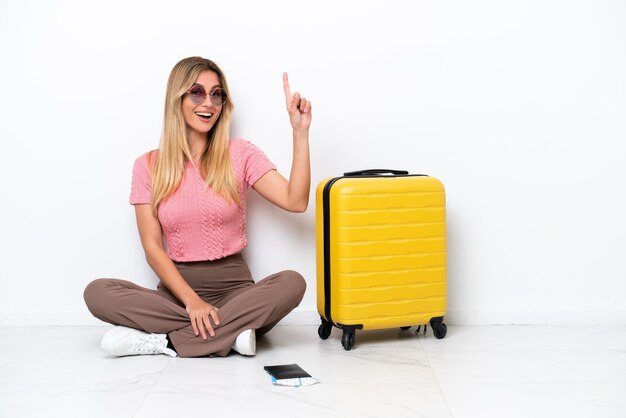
top-left (149, 57), bottom-right (237, 215)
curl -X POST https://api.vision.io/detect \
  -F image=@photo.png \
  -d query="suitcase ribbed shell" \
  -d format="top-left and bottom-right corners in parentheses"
top-left (316, 175), bottom-right (446, 330)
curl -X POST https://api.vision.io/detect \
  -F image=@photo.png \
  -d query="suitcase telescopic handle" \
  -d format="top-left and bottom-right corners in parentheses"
top-left (343, 169), bottom-right (410, 176)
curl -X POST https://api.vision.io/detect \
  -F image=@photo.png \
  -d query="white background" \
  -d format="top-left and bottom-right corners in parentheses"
top-left (1, 0), bottom-right (625, 325)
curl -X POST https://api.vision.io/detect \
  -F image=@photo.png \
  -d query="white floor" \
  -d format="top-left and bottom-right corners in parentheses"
top-left (1, 325), bottom-right (625, 418)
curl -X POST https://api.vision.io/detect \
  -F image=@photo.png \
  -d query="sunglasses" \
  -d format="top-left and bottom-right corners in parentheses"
top-left (186, 84), bottom-right (228, 106)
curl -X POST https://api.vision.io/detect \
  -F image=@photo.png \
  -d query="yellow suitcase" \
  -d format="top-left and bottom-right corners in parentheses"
top-left (316, 169), bottom-right (447, 350)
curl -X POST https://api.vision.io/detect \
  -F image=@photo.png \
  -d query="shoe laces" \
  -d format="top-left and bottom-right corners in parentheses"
top-left (129, 334), bottom-right (167, 355)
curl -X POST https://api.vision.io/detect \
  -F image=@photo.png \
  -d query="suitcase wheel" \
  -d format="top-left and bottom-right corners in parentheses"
top-left (341, 329), bottom-right (355, 351)
top-left (432, 323), bottom-right (447, 339)
top-left (318, 319), bottom-right (332, 340)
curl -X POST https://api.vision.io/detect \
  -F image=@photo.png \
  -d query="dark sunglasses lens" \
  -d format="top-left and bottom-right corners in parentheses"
top-left (209, 88), bottom-right (227, 106)
top-left (188, 85), bottom-right (206, 104)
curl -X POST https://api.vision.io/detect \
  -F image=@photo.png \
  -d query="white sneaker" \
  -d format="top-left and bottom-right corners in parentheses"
top-left (100, 326), bottom-right (177, 357)
top-left (232, 329), bottom-right (256, 356)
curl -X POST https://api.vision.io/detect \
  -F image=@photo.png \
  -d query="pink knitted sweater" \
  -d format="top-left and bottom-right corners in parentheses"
top-left (129, 138), bottom-right (276, 262)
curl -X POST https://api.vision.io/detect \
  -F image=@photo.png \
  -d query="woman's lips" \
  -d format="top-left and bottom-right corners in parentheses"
top-left (195, 111), bottom-right (213, 122)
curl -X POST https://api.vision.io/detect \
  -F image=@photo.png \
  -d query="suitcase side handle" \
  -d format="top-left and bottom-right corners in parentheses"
top-left (343, 169), bottom-right (409, 176)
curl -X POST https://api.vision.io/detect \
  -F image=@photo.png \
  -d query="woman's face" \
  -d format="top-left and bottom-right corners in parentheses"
top-left (182, 70), bottom-right (223, 138)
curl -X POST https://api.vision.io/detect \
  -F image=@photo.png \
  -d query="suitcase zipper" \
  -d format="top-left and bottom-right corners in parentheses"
top-left (322, 176), bottom-right (343, 326)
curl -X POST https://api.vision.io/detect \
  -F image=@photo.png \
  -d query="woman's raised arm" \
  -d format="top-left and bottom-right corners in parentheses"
top-left (253, 73), bottom-right (311, 212)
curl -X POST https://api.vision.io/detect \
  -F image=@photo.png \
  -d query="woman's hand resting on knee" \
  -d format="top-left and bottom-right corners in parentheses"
top-left (185, 297), bottom-right (220, 340)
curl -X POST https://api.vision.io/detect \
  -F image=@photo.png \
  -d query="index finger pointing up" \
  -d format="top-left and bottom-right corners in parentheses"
top-left (283, 72), bottom-right (292, 101)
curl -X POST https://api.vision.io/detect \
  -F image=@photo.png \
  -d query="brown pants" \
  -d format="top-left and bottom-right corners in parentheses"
top-left (83, 253), bottom-right (306, 357)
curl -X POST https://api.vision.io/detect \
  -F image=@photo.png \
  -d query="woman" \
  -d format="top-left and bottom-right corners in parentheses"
top-left (84, 57), bottom-right (311, 358)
